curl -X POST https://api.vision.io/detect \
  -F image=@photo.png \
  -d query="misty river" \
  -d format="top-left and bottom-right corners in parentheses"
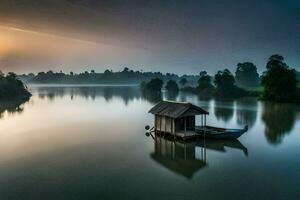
top-left (0, 85), bottom-right (299, 200)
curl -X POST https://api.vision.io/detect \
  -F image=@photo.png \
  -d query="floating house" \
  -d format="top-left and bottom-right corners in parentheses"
top-left (149, 101), bottom-right (209, 139)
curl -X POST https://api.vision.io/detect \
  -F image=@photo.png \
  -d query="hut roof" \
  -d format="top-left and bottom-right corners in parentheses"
top-left (149, 101), bottom-right (209, 118)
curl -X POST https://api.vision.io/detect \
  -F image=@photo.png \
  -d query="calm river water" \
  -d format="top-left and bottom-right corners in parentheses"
top-left (0, 85), bottom-right (299, 200)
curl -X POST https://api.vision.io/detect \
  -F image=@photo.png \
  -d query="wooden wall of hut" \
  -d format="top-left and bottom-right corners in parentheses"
top-left (155, 115), bottom-right (175, 134)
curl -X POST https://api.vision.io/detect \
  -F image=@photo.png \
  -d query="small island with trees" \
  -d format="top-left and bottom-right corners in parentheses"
top-left (0, 71), bottom-right (31, 100)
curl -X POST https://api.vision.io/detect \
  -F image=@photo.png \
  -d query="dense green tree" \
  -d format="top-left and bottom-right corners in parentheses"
top-left (123, 67), bottom-right (129, 73)
top-left (179, 78), bottom-right (187, 87)
top-left (165, 80), bottom-right (179, 92)
top-left (20, 73), bottom-right (35, 82)
top-left (261, 55), bottom-right (297, 102)
top-left (0, 72), bottom-right (31, 99)
top-left (143, 78), bottom-right (163, 92)
top-left (214, 69), bottom-right (235, 88)
top-left (140, 78), bottom-right (163, 103)
top-left (104, 69), bottom-right (112, 75)
top-left (7, 72), bottom-right (17, 79)
top-left (296, 71), bottom-right (300, 82)
top-left (198, 71), bottom-right (213, 89)
top-left (214, 69), bottom-right (248, 97)
top-left (197, 71), bottom-right (215, 96)
top-left (235, 62), bottom-right (259, 87)
top-left (46, 70), bottom-right (54, 75)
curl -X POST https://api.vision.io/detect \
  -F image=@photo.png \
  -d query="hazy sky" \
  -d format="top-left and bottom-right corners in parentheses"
top-left (0, 0), bottom-right (299, 75)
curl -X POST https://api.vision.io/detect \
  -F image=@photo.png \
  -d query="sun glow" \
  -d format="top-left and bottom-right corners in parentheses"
top-left (0, 24), bottom-right (150, 73)
top-left (0, 31), bottom-right (15, 56)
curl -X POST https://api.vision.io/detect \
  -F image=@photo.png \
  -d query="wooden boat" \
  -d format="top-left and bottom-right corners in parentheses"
top-left (195, 125), bottom-right (248, 139)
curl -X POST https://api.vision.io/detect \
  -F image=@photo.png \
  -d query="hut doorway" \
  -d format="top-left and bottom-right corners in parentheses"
top-left (176, 116), bottom-right (196, 132)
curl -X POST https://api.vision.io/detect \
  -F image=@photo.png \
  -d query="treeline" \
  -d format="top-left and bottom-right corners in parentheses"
top-left (14, 54), bottom-right (300, 102)
top-left (141, 69), bottom-right (252, 99)
top-left (0, 72), bottom-right (31, 99)
top-left (141, 54), bottom-right (300, 102)
top-left (140, 61), bottom-right (262, 98)
top-left (201, 54), bottom-right (300, 102)
top-left (187, 63), bottom-right (261, 98)
top-left (18, 68), bottom-right (200, 86)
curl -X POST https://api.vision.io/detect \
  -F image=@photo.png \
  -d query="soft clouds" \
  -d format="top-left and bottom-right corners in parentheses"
top-left (0, 26), bottom-right (152, 73)
top-left (0, 0), bottom-right (299, 74)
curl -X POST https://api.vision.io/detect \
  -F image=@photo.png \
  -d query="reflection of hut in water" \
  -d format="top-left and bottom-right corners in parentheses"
top-left (149, 101), bottom-right (209, 139)
top-left (150, 136), bottom-right (207, 179)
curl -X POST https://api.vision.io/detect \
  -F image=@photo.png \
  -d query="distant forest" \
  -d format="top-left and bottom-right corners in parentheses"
top-left (18, 68), bottom-right (200, 86)
top-left (17, 65), bottom-right (300, 87)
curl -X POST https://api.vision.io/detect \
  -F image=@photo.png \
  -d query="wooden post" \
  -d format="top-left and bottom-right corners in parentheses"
top-left (159, 115), bottom-right (162, 133)
top-left (171, 118), bottom-right (175, 138)
top-left (154, 115), bottom-right (157, 131)
top-left (184, 117), bottom-right (186, 136)
top-left (204, 114), bottom-right (206, 139)
top-left (184, 143), bottom-right (186, 160)
top-left (174, 118), bottom-right (176, 139)
top-left (171, 140), bottom-right (174, 158)
top-left (174, 139), bottom-right (176, 157)
top-left (171, 118), bottom-right (173, 134)
top-left (165, 117), bottom-right (167, 133)
top-left (163, 116), bottom-right (166, 138)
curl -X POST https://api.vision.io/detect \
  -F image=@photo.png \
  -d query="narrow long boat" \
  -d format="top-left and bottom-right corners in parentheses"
top-left (195, 125), bottom-right (248, 139)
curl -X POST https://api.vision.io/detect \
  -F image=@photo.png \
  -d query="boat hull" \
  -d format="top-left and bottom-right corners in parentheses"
top-left (195, 126), bottom-right (248, 139)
